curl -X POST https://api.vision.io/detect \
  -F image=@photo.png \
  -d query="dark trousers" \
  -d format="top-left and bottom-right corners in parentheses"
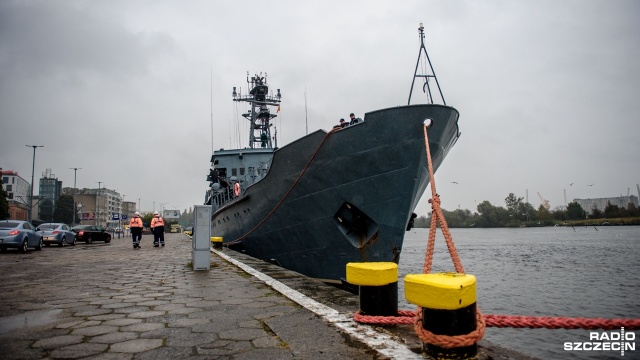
top-left (131, 228), bottom-right (142, 245)
top-left (153, 226), bottom-right (165, 245)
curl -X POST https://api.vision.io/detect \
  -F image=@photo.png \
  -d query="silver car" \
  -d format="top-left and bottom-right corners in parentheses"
top-left (0, 220), bottom-right (44, 253)
top-left (37, 223), bottom-right (77, 247)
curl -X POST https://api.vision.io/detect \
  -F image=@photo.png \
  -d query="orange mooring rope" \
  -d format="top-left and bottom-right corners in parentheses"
top-left (353, 121), bottom-right (640, 337)
top-left (417, 122), bottom-right (486, 346)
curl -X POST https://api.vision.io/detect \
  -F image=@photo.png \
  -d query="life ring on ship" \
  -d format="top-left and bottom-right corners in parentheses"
top-left (234, 182), bottom-right (241, 197)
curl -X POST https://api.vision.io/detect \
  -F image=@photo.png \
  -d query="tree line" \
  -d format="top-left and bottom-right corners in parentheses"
top-left (414, 192), bottom-right (640, 228)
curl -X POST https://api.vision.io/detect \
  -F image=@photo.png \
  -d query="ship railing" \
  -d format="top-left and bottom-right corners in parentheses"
top-left (237, 157), bottom-right (273, 188)
top-left (211, 157), bottom-right (273, 212)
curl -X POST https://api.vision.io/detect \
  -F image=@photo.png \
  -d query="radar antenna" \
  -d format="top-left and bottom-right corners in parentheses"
top-left (232, 72), bottom-right (282, 149)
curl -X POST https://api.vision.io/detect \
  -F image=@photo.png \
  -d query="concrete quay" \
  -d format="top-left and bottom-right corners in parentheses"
top-left (0, 232), bottom-right (536, 359)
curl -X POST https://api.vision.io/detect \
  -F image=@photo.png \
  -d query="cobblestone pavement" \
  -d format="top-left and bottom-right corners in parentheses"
top-left (0, 233), bottom-right (380, 359)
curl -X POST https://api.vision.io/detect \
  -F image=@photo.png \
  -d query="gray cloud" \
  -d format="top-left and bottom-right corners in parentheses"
top-left (1, 0), bottom-right (639, 215)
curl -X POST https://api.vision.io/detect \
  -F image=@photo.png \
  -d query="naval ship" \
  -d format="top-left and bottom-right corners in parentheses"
top-left (205, 24), bottom-right (460, 282)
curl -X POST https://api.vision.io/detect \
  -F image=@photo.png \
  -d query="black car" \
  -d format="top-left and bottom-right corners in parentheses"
top-left (71, 225), bottom-right (112, 244)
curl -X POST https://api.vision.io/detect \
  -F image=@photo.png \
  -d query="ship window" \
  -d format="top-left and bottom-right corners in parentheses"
top-left (240, 168), bottom-right (245, 175)
top-left (232, 168), bottom-right (238, 176)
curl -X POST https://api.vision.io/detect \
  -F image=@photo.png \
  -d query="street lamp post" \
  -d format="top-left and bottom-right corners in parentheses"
top-left (69, 168), bottom-right (81, 225)
top-left (118, 194), bottom-right (124, 239)
top-left (26, 145), bottom-right (43, 222)
top-left (96, 181), bottom-right (103, 226)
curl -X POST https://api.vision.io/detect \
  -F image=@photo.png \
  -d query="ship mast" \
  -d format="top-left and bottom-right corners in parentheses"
top-left (232, 72), bottom-right (282, 149)
top-left (408, 23), bottom-right (446, 106)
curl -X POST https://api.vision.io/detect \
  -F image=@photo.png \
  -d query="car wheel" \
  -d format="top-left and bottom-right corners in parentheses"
top-left (20, 238), bottom-right (28, 253)
top-left (59, 237), bottom-right (66, 247)
top-left (71, 236), bottom-right (77, 246)
top-left (105, 235), bottom-right (111, 244)
top-left (35, 238), bottom-right (43, 251)
top-left (86, 236), bottom-right (93, 244)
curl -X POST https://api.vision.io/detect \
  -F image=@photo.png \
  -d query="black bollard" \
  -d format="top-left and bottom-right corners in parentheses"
top-left (346, 262), bottom-right (398, 317)
top-left (211, 236), bottom-right (223, 250)
top-left (405, 272), bottom-right (478, 359)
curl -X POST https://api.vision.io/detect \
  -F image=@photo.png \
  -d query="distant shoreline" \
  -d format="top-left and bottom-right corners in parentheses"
top-left (417, 216), bottom-right (640, 228)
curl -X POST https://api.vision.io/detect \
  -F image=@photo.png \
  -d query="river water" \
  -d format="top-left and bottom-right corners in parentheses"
top-left (397, 226), bottom-right (640, 360)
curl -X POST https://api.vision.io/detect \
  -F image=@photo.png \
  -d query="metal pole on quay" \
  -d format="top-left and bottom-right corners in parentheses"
top-left (70, 168), bottom-right (81, 226)
top-left (26, 145), bottom-right (43, 222)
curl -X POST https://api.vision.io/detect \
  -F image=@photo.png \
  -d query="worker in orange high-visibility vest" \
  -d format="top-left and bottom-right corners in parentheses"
top-left (129, 211), bottom-right (144, 249)
top-left (150, 211), bottom-right (166, 247)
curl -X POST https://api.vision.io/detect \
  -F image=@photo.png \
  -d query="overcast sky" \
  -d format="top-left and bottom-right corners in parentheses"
top-left (1, 0), bottom-right (639, 216)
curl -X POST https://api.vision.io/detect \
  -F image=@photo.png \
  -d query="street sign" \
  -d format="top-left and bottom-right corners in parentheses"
top-left (112, 213), bottom-right (119, 220)
top-left (122, 214), bottom-right (128, 220)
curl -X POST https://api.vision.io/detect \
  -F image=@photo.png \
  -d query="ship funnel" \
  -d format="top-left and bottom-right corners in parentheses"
top-left (277, 89), bottom-right (281, 98)
top-left (232, 86), bottom-right (237, 98)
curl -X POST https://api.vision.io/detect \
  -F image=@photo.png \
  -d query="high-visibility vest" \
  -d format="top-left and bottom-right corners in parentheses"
top-left (151, 217), bottom-right (165, 228)
top-left (129, 217), bottom-right (143, 228)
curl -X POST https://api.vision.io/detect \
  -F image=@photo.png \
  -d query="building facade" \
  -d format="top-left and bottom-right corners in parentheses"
top-left (573, 195), bottom-right (639, 213)
top-left (1, 170), bottom-right (31, 220)
top-left (38, 169), bottom-right (63, 222)
top-left (62, 187), bottom-right (124, 227)
top-left (1, 170), bottom-right (31, 205)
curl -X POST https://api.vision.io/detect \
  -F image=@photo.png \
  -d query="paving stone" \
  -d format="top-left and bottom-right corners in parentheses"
top-left (126, 310), bottom-right (165, 318)
top-left (100, 303), bottom-right (131, 309)
top-left (56, 320), bottom-right (86, 329)
top-left (109, 338), bottom-right (163, 353)
top-left (79, 353), bottom-right (133, 360)
top-left (253, 335), bottom-right (281, 348)
top-left (102, 318), bottom-right (142, 326)
top-left (71, 325), bottom-right (119, 336)
top-left (69, 320), bottom-right (102, 329)
top-left (88, 331), bottom-right (138, 344)
top-left (167, 317), bottom-right (211, 327)
top-left (88, 313), bottom-right (126, 321)
top-left (133, 346), bottom-right (205, 360)
top-left (74, 308), bottom-right (113, 317)
top-left (136, 300), bottom-right (170, 306)
top-left (120, 322), bottom-right (165, 332)
top-left (32, 335), bottom-right (84, 349)
top-left (219, 328), bottom-right (268, 341)
top-left (49, 343), bottom-right (109, 359)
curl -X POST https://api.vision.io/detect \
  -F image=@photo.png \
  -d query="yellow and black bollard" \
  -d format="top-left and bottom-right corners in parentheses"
top-left (405, 272), bottom-right (477, 360)
top-left (346, 262), bottom-right (398, 316)
top-left (211, 236), bottom-right (223, 250)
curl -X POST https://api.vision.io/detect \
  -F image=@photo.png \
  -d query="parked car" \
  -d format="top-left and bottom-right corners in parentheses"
top-left (0, 220), bottom-right (44, 253)
top-left (71, 225), bottom-right (112, 244)
top-left (37, 223), bottom-right (77, 247)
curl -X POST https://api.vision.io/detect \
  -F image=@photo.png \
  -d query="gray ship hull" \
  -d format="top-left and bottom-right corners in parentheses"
top-left (211, 104), bottom-right (460, 281)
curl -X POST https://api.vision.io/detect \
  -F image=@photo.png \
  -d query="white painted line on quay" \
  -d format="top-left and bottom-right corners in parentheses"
top-left (212, 248), bottom-right (422, 360)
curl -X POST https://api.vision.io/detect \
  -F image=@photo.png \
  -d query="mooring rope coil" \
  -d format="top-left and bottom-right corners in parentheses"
top-left (354, 310), bottom-right (640, 331)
